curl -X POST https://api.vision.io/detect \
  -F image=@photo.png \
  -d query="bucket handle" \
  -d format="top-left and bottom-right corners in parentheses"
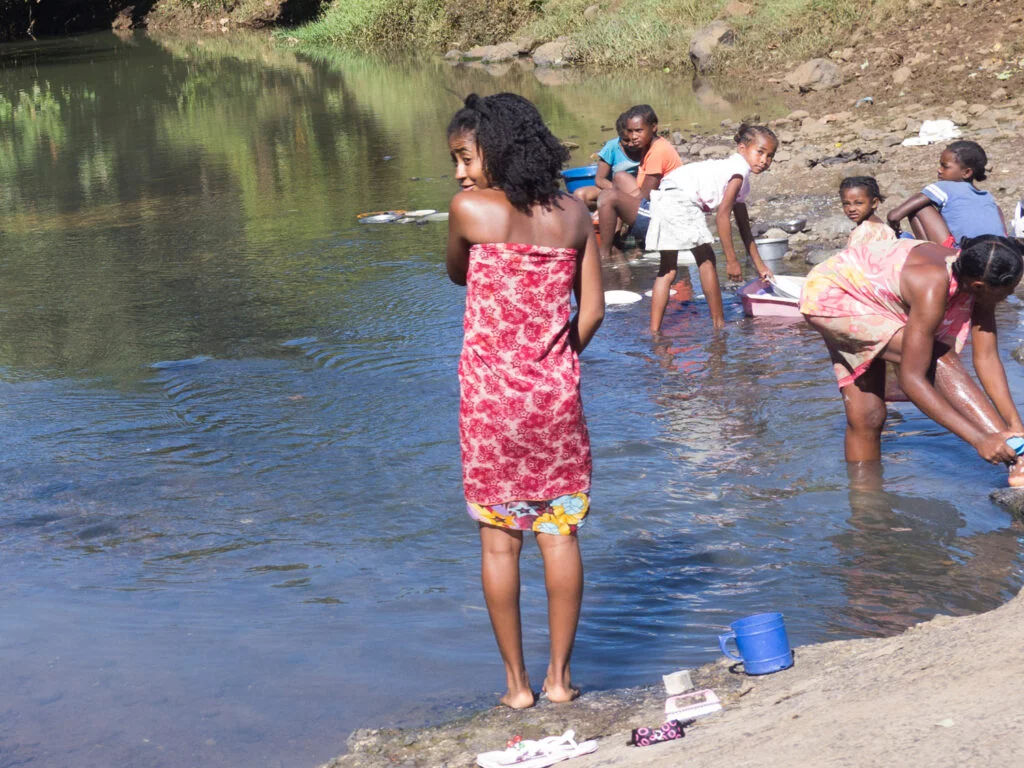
top-left (718, 631), bottom-right (742, 662)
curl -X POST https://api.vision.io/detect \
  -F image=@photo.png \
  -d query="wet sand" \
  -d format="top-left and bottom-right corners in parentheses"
top-left (325, 585), bottom-right (1024, 767)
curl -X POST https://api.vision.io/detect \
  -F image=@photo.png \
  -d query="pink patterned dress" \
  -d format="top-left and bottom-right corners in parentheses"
top-left (459, 242), bottom-right (591, 535)
top-left (846, 219), bottom-right (897, 247)
top-left (800, 239), bottom-right (974, 389)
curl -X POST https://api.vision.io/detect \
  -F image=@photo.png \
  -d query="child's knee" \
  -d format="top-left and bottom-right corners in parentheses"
top-left (847, 400), bottom-right (887, 434)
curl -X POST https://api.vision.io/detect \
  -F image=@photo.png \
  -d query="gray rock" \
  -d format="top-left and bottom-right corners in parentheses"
top-left (785, 58), bottom-right (843, 92)
top-left (805, 248), bottom-right (836, 265)
top-left (989, 488), bottom-right (1024, 520)
top-left (688, 21), bottom-right (735, 74)
top-left (800, 118), bottom-right (829, 136)
top-left (443, 49), bottom-right (463, 61)
top-left (482, 42), bottom-right (520, 63)
top-left (583, 3), bottom-right (600, 20)
top-left (699, 144), bottom-right (733, 157)
top-left (112, 6), bottom-right (138, 30)
top-left (892, 66), bottom-right (913, 86)
top-left (787, 109), bottom-right (811, 120)
top-left (464, 44), bottom-right (495, 60)
top-left (533, 38), bottom-right (576, 67)
top-left (514, 36), bottom-right (537, 54)
top-left (816, 214), bottom-right (858, 238)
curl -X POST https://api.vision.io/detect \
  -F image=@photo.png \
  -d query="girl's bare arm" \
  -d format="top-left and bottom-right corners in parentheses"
top-left (898, 263), bottom-right (1017, 462)
top-left (446, 193), bottom-right (474, 285)
top-left (716, 176), bottom-right (744, 281)
top-left (594, 159), bottom-right (614, 190)
top-left (733, 202), bottom-right (772, 280)
top-left (971, 302), bottom-right (1024, 429)
top-left (886, 193), bottom-right (931, 233)
top-left (571, 226), bottom-right (605, 352)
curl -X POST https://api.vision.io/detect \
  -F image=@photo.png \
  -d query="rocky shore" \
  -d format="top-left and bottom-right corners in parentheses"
top-left (324, 584), bottom-right (1024, 767)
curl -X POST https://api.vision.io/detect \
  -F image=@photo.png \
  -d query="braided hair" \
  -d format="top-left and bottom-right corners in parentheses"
top-left (734, 123), bottom-right (778, 146)
top-left (447, 93), bottom-right (569, 212)
top-left (839, 175), bottom-right (885, 202)
top-left (952, 235), bottom-right (1024, 288)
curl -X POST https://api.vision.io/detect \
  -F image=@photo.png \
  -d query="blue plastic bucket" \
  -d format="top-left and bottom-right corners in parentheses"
top-left (561, 165), bottom-right (598, 193)
top-left (718, 612), bottom-right (793, 675)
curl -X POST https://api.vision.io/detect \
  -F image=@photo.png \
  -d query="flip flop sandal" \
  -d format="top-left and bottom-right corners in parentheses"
top-left (476, 729), bottom-right (598, 768)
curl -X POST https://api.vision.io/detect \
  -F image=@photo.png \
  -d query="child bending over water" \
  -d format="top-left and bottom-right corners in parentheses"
top-left (801, 235), bottom-right (1024, 483)
top-left (446, 92), bottom-right (604, 708)
top-left (840, 176), bottom-right (896, 247)
top-left (887, 141), bottom-right (1006, 245)
top-left (643, 124), bottom-right (778, 331)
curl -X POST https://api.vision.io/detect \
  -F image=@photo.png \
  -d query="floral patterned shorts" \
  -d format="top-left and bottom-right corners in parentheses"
top-left (467, 491), bottom-right (589, 535)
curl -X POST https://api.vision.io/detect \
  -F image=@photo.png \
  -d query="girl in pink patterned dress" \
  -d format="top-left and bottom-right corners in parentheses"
top-left (800, 236), bottom-right (1024, 481)
top-left (447, 93), bottom-right (604, 709)
top-left (840, 176), bottom-right (897, 247)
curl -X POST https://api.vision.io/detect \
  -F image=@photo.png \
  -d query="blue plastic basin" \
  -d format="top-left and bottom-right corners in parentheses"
top-left (561, 165), bottom-right (598, 193)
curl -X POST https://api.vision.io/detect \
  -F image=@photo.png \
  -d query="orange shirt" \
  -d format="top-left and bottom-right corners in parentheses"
top-left (636, 137), bottom-right (683, 189)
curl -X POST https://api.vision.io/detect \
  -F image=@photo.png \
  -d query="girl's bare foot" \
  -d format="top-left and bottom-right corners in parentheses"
top-left (541, 678), bottom-right (580, 704)
top-left (499, 688), bottom-right (536, 709)
top-left (1008, 461), bottom-right (1024, 487)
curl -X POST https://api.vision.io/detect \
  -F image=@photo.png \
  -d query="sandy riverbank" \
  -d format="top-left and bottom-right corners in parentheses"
top-left (325, 583), bottom-right (1024, 767)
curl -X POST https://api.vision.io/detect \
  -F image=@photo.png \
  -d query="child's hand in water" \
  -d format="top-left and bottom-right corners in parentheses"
top-left (974, 431), bottom-right (1024, 464)
top-left (726, 259), bottom-right (743, 282)
top-left (760, 265), bottom-right (775, 281)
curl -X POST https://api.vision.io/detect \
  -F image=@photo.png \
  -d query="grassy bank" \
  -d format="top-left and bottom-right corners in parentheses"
top-left (285, 0), bottom-right (908, 71)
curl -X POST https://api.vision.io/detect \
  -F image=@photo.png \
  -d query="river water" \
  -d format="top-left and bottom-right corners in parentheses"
top-left (0, 31), bottom-right (1021, 768)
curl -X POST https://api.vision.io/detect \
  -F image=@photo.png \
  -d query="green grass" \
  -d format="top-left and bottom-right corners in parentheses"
top-left (285, 0), bottom-right (909, 72)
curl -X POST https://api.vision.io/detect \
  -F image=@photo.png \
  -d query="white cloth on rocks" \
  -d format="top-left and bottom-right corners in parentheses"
top-left (901, 119), bottom-right (962, 146)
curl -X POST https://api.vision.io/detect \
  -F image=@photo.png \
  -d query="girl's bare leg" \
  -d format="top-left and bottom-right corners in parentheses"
top-left (650, 250), bottom-right (678, 332)
top-left (535, 532), bottom-right (583, 703)
top-left (907, 205), bottom-right (952, 244)
top-left (596, 189), bottom-right (641, 261)
top-left (839, 358), bottom-right (888, 462)
top-left (612, 171), bottom-right (639, 194)
top-left (693, 243), bottom-right (725, 329)
top-left (479, 525), bottom-right (535, 709)
top-left (573, 186), bottom-right (601, 210)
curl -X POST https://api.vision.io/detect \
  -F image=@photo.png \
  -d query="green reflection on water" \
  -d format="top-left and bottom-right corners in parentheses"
top-left (0, 32), bottom-right (780, 380)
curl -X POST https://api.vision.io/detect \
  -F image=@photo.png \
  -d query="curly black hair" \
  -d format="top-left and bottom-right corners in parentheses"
top-left (946, 140), bottom-right (988, 182)
top-left (840, 175), bottom-right (885, 202)
top-left (952, 235), bottom-right (1024, 288)
top-left (447, 92), bottom-right (569, 212)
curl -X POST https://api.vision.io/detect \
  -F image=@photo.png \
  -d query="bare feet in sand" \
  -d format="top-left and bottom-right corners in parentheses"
top-left (499, 688), bottom-right (536, 709)
top-left (1008, 460), bottom-right (1024, 487)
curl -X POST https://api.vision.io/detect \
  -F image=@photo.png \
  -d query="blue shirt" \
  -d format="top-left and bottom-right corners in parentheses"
top-left (598, 137), bottom-right (640, 177)
top-left (921, 180), bottom-right (1004, 241)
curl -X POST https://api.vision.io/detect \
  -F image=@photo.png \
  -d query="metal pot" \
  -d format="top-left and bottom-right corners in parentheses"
top-left (755, 236), bottom-right (790, 261)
